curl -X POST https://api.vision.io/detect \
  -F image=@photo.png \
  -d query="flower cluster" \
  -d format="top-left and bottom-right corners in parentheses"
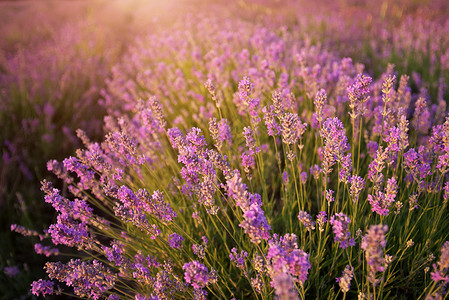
top-left (320, 118), bottom-right (351, 178)
top-left (361, 225), bottom-right (389, 286)
top-left (367, 177), bottom-right (398, 216)
top-left (229, 248), bottom-right (248, 270)
top-left (6, 3), bottom-right (449, 299)
top-left (266, 234), bottom-right (311, 287)
top-left (336, 265), bottom-right (354, 293)
top-left (183, 261), bottom-right (210, 289)
top-left (330, 213), bottom-right (355, 249)
top-left (43, 259), bottom-right (115, 299)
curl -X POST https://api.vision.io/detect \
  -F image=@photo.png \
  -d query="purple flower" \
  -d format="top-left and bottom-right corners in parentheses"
top-left (384, 122), bottom-right (408, 154)
top-left (132, 260), bottom-right (152, 283)
top-left (368, 177), bottom-right (397, 216)
top-left (48, 214), bottom-right (92, 248)
top-left (225, 172), bottom-right (271, 244)
top-left (282, 171), bottom-right (289, 185)
top-left (10, 224), bottom-right (40, 238)
top-left (241, 149), bottom-right (256, 175)
top-left (412, 96), bottom-right (431, 134)
top-left (310, 164), bottom-right (321, 179)
top-left (339, 153), bottom-right (352, 183)
top-left (239, 202), bottom-right (271, 244)
top-left (167, 127), bottom-right (185, 150)
top-left (361, 225), bottom-right (388, 286)
top-left (102, 241), bottom-right (126, 267)
top-left (45, 259), bottom-right (115, 299)
top-left (229, 248), bottom-right (248, 270)
top-left (243, 127), bottom-right (258, 152)
top-left (152, 266), bottom-right (184, 299)
top-left (262, 106), bottom-right (281, 136)
top-left (267, 233), bottom-right (311, 285)
top-left (42, 183), bottom-right (93, 223)
top-left (168, 233), bottom-right (184, 249)
top-left (367, 140), bottom-right (379, 158)
top-left (368, 146), bottom-right (388, 190)
top-left (251, 275), bottom-right (264, 293)
top-left (226, 172), bottom-right (250, 209)
top-left (314, 88), bottom-right (327, 125)
top-left (280, 113), bottom-right (300, 145)
top-left (186, 127), bottom-right (207, 151)
top-left (148, 96), bottom-right (166, 130)
top-left (336, 265), bottom-right (354, 293)
top-left (3, 266), bottom-right (19, 278)
top-left (325, 189), bottom-right (335, 204)
top-left (272, 272), bottom-right (298, 299)
top-left (34, 243), bottom-right (59, 257)
top-left (431, 241), bottom-right (449, 283)
top-left (218, 119), bottom-right (232, 146)
top-left (192, 244), bottom-right (206, 260)
top-left (298, 211), bottom-right (315, 231)
top-left (62, 156), bottom-right (95, 190)
top-left (271, 91), bottom-right (284, 116)
top-left (329, 213), bottom-right (355, 249)
top-left (349, 175), bottom-right (365, 203)
top-left (238, 76), bottom-right (254, 102)
top-left (31, 279), bottom-right (54, 297)
top-left (320, 118), bottom-right (351, 176)
top-left (316, 211), bottom-right (327, 232)
top-left (403, 148), bottom-right (431, 183)
top-left (347, 73), bottom-right (372, 119)
top-left (300, 171), bottom-right (308, 182)
top-left (238, 77), bottom-right (261, 124)
top-left (183, 261), bottom-right (210, 290)
top-left (381, 74), bottom-right (396, 104)
top-left (429, 124), bottom-right (445, 155)
top-left (209, 118), bottom-right (232, 151)
top-left (139, 189), bottom-right (177, 223)
top-left (193, 288), bottom-right (208, 300)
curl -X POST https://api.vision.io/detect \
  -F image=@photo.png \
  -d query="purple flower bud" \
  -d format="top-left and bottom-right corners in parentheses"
top-left (168, 233), bottom-right (184, 249)
top-left (330, 213), bottom-right (355, 249)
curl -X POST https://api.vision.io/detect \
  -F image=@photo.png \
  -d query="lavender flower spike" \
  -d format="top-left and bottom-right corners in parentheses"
top-left (31, 279), bottom-right (55, 297)
top-left (336, 265), bottom-right (354, 293)
top-left (183, 260), bottom-right (211, 290)
top-left (431, 241), bottom-right (449, 283)
top-left (329, 213), bottom-right (355, 249)
top-left (361, 224), bottom-right (389, 286)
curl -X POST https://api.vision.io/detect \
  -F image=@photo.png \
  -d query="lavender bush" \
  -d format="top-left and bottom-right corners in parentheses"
top-left (4, 1), bottom-right (449, 299)
top-left (0, 1), bottom-right (194, 297)
top-left (12, 10), bottom-right (449, 299)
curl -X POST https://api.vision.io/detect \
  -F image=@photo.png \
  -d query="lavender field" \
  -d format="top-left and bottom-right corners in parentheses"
top-left (2, 0), bottom-right (449, 299)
